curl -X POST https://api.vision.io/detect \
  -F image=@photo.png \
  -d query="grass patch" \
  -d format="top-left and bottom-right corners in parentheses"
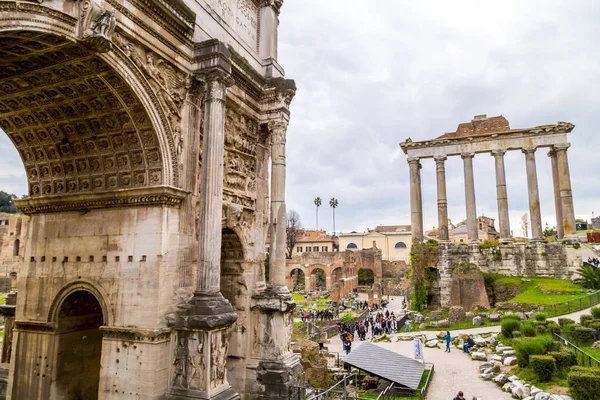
top-left (510, 365), bottom-right (569, 391)
top-left (292, 293), bottom-right (332, 310)
top-left (488, 275), bottom-right (585, 305)
top-left (579, 345), bottom-right (600, 361)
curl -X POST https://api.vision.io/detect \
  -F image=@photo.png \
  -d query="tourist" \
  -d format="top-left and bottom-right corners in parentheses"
top-left (405, 320), bottom-right (411, 332)
top-left (444, 331), bottom-right (451, 352)
top-left (463, 335), bottom-right (475, 353)
top-left (453, 391), bottom-right (465, 400)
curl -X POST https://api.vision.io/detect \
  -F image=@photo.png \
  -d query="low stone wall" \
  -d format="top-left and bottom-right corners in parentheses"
top-left (436, 242), bottom-right (582, 308)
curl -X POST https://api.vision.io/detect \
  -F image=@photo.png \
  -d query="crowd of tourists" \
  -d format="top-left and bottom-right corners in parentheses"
top-left (300, 308), bottom-right (338, 322)
top-left (587, 257), bottom-right (599, 268)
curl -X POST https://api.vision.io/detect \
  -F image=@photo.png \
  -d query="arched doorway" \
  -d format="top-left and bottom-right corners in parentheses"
top-left (289, 268), bottom-right (305, 291)
top-left (358, 268), bottom-right (375, 289)
top-left (54, 290), bottom-right (104, 399)
top-left (310, 268), bottom-right (326, 291)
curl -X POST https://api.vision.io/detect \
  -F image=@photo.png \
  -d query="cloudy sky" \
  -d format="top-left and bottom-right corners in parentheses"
top-left (277, 0), bottom-right (600, 235)
top-left (0, 1), bottom-right (598, 237)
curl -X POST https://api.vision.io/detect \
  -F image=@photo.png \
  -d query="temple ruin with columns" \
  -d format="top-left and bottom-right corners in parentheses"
top-left (0, 0), bottom-right (299, 399)
top-left (401, 115), bottom-right (583, 308)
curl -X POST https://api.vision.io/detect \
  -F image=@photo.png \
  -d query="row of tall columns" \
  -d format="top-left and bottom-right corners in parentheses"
top-left (407, 144), bottom-right (577, 244)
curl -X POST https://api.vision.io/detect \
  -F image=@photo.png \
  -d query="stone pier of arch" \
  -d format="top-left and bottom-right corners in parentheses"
top-left (0, 1), bottom-right (302, 399)
top-left (285, 249), bottom-right (383, 303)
top-left (401, 116), bottom-right (584, 309)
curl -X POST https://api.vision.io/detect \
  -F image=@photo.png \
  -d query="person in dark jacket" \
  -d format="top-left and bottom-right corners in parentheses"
top-left (463, 336), bottom-right (475, 353)
top-left (453, 391), bottom-right (464, 400)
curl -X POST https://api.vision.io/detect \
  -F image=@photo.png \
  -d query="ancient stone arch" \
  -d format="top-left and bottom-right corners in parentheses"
top-left (1, 1), bottom-right (300, 399)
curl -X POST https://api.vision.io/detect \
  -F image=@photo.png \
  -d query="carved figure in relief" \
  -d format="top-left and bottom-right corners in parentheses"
top-left (188, 334), bottom-right (205, 388)
top-left (112, 34), bottom-right (190, 159)
top-left (173, 338), bottom-right (188, 387)
top-left (80, 0), bottom-right (116, 52)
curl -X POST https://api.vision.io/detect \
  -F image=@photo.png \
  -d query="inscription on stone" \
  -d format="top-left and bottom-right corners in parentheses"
top-left (209, 0), bottom-right (259, 50)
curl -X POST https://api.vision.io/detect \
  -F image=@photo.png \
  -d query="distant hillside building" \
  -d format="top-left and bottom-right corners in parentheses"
top-left (427, 216), bottom-right (498, 244)
top-left (338, 225), bottom-right (412, 262)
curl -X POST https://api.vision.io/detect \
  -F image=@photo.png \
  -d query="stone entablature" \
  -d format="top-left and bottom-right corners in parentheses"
top-left (400, 119), bottom-right (573, 158)
top-left (401, 115), bottom-right (577, 244)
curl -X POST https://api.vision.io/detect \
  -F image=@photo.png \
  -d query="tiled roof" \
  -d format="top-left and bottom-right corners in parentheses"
top-left (296, 236), bottom-right (334, 243)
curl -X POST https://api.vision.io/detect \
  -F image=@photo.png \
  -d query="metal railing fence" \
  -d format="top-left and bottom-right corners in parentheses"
top-left (553, 332), bottom-right (600, 368)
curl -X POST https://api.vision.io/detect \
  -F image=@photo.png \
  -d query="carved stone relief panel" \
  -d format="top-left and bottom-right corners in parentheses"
top-left (113, 32), bottom-right (191, 163)
top-left (223, 108), bottom-right (258, 210)
top-left (0, 32), bottom-right (165, 197)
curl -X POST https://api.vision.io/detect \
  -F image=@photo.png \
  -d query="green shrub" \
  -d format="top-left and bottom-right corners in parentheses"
top-left (580, 314), bottom-right (593, 326)
top-left (549, 350), bottom-right (577, 370)
top-left (588, 321), bottom-right (600, 329)
top-left (530, 355), bottom-right (556, 381)
top-left (572, 327), bottom-right (597, 344)
top-left (514, 336), bottom-right (555, 367)
top-left (559, 318), bottom-right (576, 327)
top-left (564, 323), bottom-right (582, 332)
top-left (512, 330), bottom-right (522, 338)
top-left (339, 314), bottom-right (354, 323)
top-left (546, 321), bottom-right (561, 335)
top-left (501, 317), bottom-right (521, 338)
top-left (521, 321), bottom-right (536, 337)
top-left (592, 307), bottom-right (600, 319)
top-left (535, 313), bottom-right (548, 322)
top-left (536, 325), bottom-right (548, 335)
top-left (568, 366), bottom-right (600, 400)
top-left (479, 239), bottom-right (500, 249)
top-left (573, 243), bottom-right (581, 249)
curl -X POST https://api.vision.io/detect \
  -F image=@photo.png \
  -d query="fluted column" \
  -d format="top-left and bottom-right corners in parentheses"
top-left (197, 70), bottom-right (234, 294)
top-left (522, 147), bottom-right (543, 240)
top-left (548, 149), bottom-right (564, 239)
top-left (492, 150), bottom-right (511, 241)
top-left (434, 156), bottom-right (449, 242)
top-left (554, 144), bottom-right (577, 238)
top-left (269, 120), bottom-right (288, 287)
top-left (461, 153), bottom-right (478, 243)
top-left (408, 157), bottom-right (423, 241)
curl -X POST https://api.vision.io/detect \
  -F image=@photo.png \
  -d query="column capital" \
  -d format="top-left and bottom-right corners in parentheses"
top-left (407, 157), bottom-right (421, 164)
top-left (261, 0), bottom-right (284, 14)
top-left (197, 69), bottom-right (235, 102)
top-left (461, 152), bottom-right (475, 159)
top-left (553, 143), bottom-right (571, 152)
top-left (522, 147), bottom-right (537, 154)
top-left (491, 149), bottom-right (506, 157)
top-left (267, 119), bottom-right (288, 145)
top-left (433, 155), bottom-right (447, 163)
top-left (548, 148), bottom-right (557, 158)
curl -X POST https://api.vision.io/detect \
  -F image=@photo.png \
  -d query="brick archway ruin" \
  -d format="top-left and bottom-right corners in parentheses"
top-left (1, 1), bottom-right (300, 399)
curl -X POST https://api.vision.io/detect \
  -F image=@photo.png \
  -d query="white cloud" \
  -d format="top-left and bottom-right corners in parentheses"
top-left (278, 0), bottom-right (600, 234)
top-left (1, 1), bottom-right (599, 234)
